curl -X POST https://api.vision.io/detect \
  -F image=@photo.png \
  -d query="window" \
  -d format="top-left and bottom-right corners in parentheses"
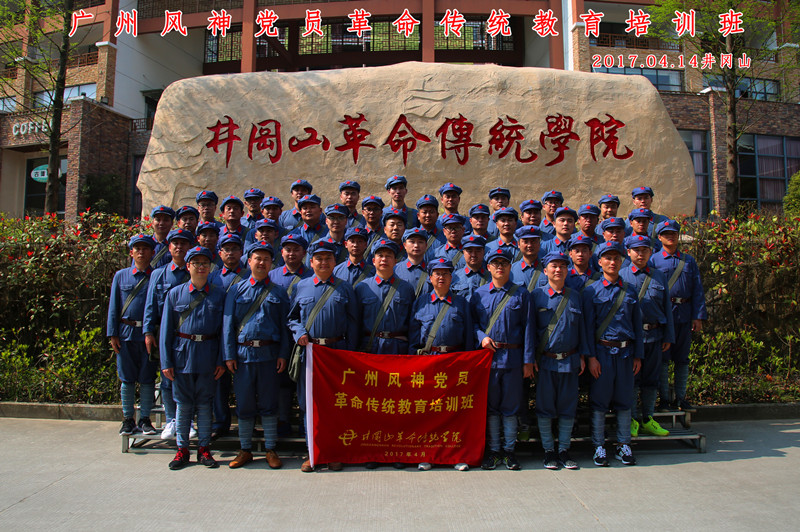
top-left (33, 83), bottom-right (96, 108)
top-left (0, 96), bottom-right (15, 113)
top-left (24, 156), bottom-right (67, 216)
top-left (738, 134), bottom-right (800, 209)
top-left (592, 67), bottom-right (683, 92)
top-left (679, 130), bottom-right (712, 218)
top-left (704, 75), bottom-right (780, 101)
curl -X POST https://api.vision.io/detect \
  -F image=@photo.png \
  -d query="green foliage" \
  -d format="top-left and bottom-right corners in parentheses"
top-left (80, 174), bottom-right (126, 214)
top-left (784, 171), bottom-right (800, 218)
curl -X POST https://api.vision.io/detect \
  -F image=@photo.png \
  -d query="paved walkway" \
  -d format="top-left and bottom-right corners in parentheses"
top-left (1, 417), bottom-right (799, 530)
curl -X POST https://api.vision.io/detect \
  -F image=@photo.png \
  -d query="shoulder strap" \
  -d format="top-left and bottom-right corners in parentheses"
top-left (237, 283), bottom-right (274, 335)
top-left (353, 268), bottom-right (370, 287)
top-left (426, 234), bottom-right (437, 249)
top-left (225, 270), bottom-right (245, 293)
top-left (177, 290), bottom-right (208, 329)
top-left (421, 300), bottom-right (451, 353)
top-left (637, 273), bottom-right (653, 301)
top-left (304, 279), bottom-right (341, 333)
top-left (120, 274), bottom-right (149, 317)
top-left (527, 269), bottom-right (542, 292)
top-left (287, 274), bottom-right (302, 297)
top-left (451, 250), bottom-right (463, 267)
top-left (414, 271), bottom-right (429, 297)
top-left (667, 257), bottom-right (687, 292)
top-left (536, 287), bottom-right (572, 356)
top-left (595, 282), bottom-right (628, 342)
top-left (584, 272), bottom-right (600, 289)
top-left (484, 284), bottom-right (519, 336)
top-left (150, 246), bottom-right (168, 269)
top-left (365, 283), bottom-right (399, 351)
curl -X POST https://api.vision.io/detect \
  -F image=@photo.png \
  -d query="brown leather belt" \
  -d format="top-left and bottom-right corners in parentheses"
top-left (671, 297), bottom-right (688, 304)
top-left (494, 342), bottom-right (522, 349)
top-left (238, 339), bottom-right (275, 347)
top-left (363, 331), bottom-right (408, 340)
top-left (428, 344), bottom-right (464, 354)
top-left (176, 332), bottom-right (218, 342)
top-left (542, 348), bottom-right (577, 360)
top-left (121, 318), bottom-right (142, 327)
top-left (598, 339), bottom-right (630, 348)
top-left (310, 336), bottom-right (344, 346)
top-left (642, 323), bottom-right (661, 331)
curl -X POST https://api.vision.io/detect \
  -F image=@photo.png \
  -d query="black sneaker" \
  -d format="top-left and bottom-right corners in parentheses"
top-left (169, 448), bottom-right (190, 470)
top-left (593, 446), bottom-right (609, 467)
top-left (392, 462), bottom-right (406, 469)
top-left (138, 417), bottom-right (157, 435)
top-left (504, 451), bottom-right (521, 470)
top-left (678, 399), bottom-right (697, 412)
top-left (365, 462), bottom-right (379, 469)
top-left (656, 401), bottom-right (672, 412)
top-left (197, 446), bottom-right (219, 468)
top-left (119, 417), bottom-right (136, 435)
top-left (558, 450), bottom-right (579, 470)
top-left (543, 450), bottom-right (559, 470)
top-left (481, 451), bottom-right (502, 470)
top-left (615, 444), bottom-right (636, 466)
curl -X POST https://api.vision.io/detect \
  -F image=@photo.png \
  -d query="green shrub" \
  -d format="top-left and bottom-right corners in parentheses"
top-left (784, 171), bottom-right (800, 218)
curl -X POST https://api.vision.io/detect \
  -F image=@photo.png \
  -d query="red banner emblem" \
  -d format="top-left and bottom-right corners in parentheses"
top-left (307, 346), bottom-right (493, 466)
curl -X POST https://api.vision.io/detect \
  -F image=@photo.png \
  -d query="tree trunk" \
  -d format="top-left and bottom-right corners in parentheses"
top-left (724, 33), bottom-right (739, 216)
top-left (44, 0), bottom-right (73, 214)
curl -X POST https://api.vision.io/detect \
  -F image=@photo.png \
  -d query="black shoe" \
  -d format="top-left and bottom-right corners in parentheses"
top-left (211, 427), bottom-right (229, 439)
top-left (138, 417), bottom-right (157, 435)
top-left (365, 462), bottom-right (379, 469)
top-left (119, 417), bottom-right (136, 435)
top-left (392, 462), bottom-right (406, 469)
top-left (481, 451), bottom-right (502, 470)
top-left (197, 446), bottom-right (218, 468)
top-left (678, 399), bottom-right (696, 412)
top-left (558, 450), bottom-right (579, 470)
top-left (169, 448), bottom-right (190, 470)
top-left (615, 444), bottom-right (636, 466)
top-left (656, 401), bottom-right (672, 412)
top-left (504, 451), bottom-right (521, 470)
top-left (593, 446), bottom-right (609, 467)
top-left (543, 450), bottom-right (559, 470)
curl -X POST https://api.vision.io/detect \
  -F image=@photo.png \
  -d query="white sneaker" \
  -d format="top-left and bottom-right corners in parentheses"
top-left (454, 463), bottom-right (469, 471)
top-left (418, 462), bottom-right (432, 471)
top-left (160, 420), bottom-right (176, 440)
top-left (189, 424), bottom-right (198, 439)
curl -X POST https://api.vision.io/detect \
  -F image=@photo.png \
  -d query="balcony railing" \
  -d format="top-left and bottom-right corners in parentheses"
top-left (75, 0), bottom-right (107, 8)
top-left (138, 0), bottom-right (244, 19)
top-left (131, 117), bottom-right (154, 131)
top-left (590, 33), bottom-right (681, 52)
top-left (1, 66), bottom-right (17, 79)
top-left (65, 51), bottom-right (99, 68)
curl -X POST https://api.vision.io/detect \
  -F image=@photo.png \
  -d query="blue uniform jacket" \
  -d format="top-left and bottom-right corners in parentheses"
top-left (107, 265), bottom-right (152, 341)
top-left (222, 276), bottom-right (290, 364)
top-left (540, 236), bottom-right (570, 256)
top-left (240, 213), bottom-right (263, 232)
top-left (333, 259), bottom-right (375, 287)
top-left (567, 267), bottom-right (602, 293)
top-left (471, 280), bottom-right (535, 368)
top-left (620, 264), bottom-right (676, 344)
top-left (394, 260), bottom-right (431, 298)
top-left (409, 291), bottom-right (473, 354)
top-left (218, 224), bottom-right (248, 241)
top-left (510, 258), bottom-right (545, 291)
top-left (209, 264), bottom-right (251, 294)
top-left (268, 264), bottom-right (313, 299)
top-left (159, 282), bottom-right (225, 373)
top-left (355, 274), bottom-right (415, 354)
top-left (650, 249), bottom-right (707, 324)
top-left (432, 242), bottom-right (467, 270)
top-left (143, 262), bottom-right (190, 336)
top-left (451, 265), bottom-right (491, 301)
top-left (287, 275), bottom-right (360, 350)
top-left (582, 277), bottom-right (644, 360)
top-left (532, 284), bottom-right (588, 373)
top-left (485, 238), bottom-right (523, 262)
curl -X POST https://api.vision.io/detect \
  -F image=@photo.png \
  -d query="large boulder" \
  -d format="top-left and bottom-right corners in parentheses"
top-left (139, 62), bottom-right (695, 217)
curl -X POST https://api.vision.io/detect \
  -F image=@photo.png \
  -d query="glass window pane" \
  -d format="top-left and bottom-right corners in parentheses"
top-left (758, 156), bottom-right (784, 177)
top-left (692, 152), bottom-right (707, 174)
top-left (738, 154), bottom-right (756, 175)
top-left (738, 134), bottom-right (755, 153)
top-left (695, 173), bottom-right (709, 196)
top-left (757, 136), bottom-right (783, 156)
top-left (760, 178), bottom-right (786, 201)
top-left (787, 158), bottom-right (800, 177)
top-left (785, 138), bottom-right (800, 158)
top-left (739, 177), bottom-right (758, 199)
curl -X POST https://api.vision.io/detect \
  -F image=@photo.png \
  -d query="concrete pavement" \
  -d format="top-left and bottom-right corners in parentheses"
top-left (0, 417), bottom-right (799, 530)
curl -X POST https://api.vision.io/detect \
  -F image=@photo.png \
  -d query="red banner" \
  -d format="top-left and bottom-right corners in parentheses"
top-left (307, 346), bottom-right (493, 466)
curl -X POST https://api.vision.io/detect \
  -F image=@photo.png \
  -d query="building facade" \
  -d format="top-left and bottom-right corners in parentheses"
top-left (1, 0), bottom-right (798, 219)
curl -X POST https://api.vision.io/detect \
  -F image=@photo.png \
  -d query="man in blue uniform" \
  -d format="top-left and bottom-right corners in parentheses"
top-left (540, 190), bottom-right (564, 236)
top-left (474, 248), bottom-right (535, 471)
top-left (451, 234), bottom-right (490, 301)
top-left (196, 221), bottom-right (223, 270)
top-left (627, 208), bottom-right (663, 252)
top-left (438, 183), bottom-right (469, 232)
top-left (279, 179), bottom-right (315, 232)
top-left (468, 203), bottom-right (494, 240)
top-left (287, 239), bottom-right (360, 472)
top-left (486, 187), bottom-right (511, 237)
top-left (322, 203), bottom-right (349, 264)
top-left (435, 213), bottom-right (467, 267)
top-left (394, 228), bottom-right (431, 299)
top-left (598, 217), bottom-right (626, 246)
top-left (577, 204), bottom-right (603, 247)
top-left (628, 187), bottom-right (668, 238)
top-left (541, 206), bottom-right (578, 255)
top-left (361, 195), bottom-right (385, 247)
top-left (260, 196), bottom-right (284, 226)
top-left (175, 206), bottom-right (199, 235)
top-left (598, 194), bottom-right (620, 222)
top-left (621, 235), bottom-right (674, 438)
top-left (339, 180), bottom-right (366, 228)
top-left (109, 234), bottom-right (158, 435)
top-left (416, 194), bottom-right (445, 247)
top-left (532, 251), bottom-right (588, 470)
top-left (196, 190), bottom-right (221, 228)
top-left (291, 194), bottom-right (329, 245)
top-left (485, 207), bottom-right (521, 261)
top-left (511, 225), bottom-right (544, 291)
top-left (334, 227), bottom-right (374, 286)
top-left (223, 241), bottom-right (290, 469)
top-left (143, 228), bottom-right (195, 440)
top-left (160, 246), bottom-right (226, 470)
top-left (380, 207), bottom-right (407, 253)
top-left (244, 218), bottom-right (281, 250)
top-left (519, 199), bottom-right (544, 229)
top-left (651, 220), bottom-right (707, 412)
top-left (357, 239), bottom-right (415, 356)
top-left (567, 234), bottom-right (602, 292)
top-left (583, 241), bottom-right (644, 467)
top-left (385, 175), bottom-right (418, 228)
top-left (241, 188), bottom-right (265, 230)
top-left (219, 195), bottom-right (248, 241)
top-left (149, 205), bottom-right (175, 269)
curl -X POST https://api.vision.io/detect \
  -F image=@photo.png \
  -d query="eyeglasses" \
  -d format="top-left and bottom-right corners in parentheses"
top-left (189, 261), bottom-right (211, 269)
top-left (443, 226), bottom-right (463, 233)
top-left (489, 260), bottom-right (511, 268)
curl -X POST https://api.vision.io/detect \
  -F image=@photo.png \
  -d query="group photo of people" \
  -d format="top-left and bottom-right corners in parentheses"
top-left (107, 175), bottom-right (707, 473)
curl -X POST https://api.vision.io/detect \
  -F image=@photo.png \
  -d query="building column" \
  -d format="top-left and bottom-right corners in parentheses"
top-left (241, 0), bottom-right (258, 73)
top-left (95, 41), bottom-right (116, 106)
top-left (548, 0), bottom-right (564, 69)
top-left (422, 0), bottom-right (434, 62)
